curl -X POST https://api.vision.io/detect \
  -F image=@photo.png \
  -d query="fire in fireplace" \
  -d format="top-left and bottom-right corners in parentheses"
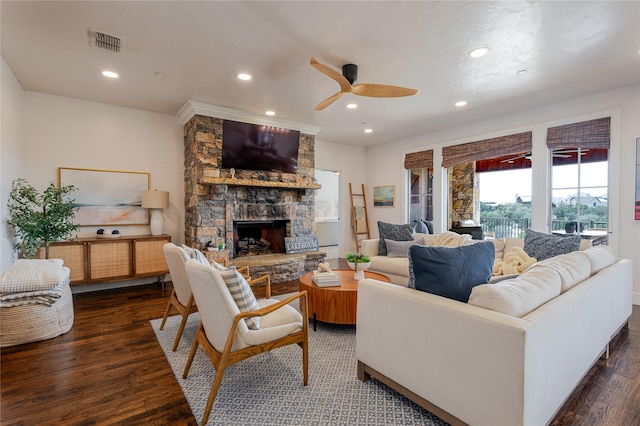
top-left (233, 220), bottom-right (289, 257)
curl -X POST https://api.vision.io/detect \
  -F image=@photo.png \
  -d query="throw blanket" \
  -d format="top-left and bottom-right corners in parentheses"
top-left (432, 231), bottom-right (472, 248)
top-left (0, 259), bottom-right (67, 293)
top-left (493, 246), bottom-right (537, 276)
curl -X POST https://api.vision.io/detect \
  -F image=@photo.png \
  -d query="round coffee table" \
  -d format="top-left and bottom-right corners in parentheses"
top-left (298, 269), bottom-right (390, 330)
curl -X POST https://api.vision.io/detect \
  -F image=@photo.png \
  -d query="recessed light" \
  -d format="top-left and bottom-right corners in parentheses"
top-left (469, 47), bottom-right (489, 58)
top-left (237, 73), bottom-right (252, 81)
top-left (346, 103), bottom-right (357, 109)
top-left (265, 110), bottom-right (275, 116)
top-left (455, 101), bottom-right (467, 107)
top-left (101, 70), bottom-right (119, 79)
top-left (364, 128), bottom-right (373, 133)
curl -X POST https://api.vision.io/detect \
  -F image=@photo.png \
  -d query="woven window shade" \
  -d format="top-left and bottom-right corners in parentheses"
top-left (441, 131), bottom-right (532, 168)
top-left (404, 149), bottom-right (433, 169)
top-left (546, 117), bottom-right (610, 149)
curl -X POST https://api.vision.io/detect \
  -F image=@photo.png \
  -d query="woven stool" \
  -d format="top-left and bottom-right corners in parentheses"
top-left (0, 280), bottom-right (74, 348)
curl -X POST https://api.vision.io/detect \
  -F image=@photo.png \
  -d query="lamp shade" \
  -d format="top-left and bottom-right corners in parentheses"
top-left (142, 190), bottom-right (169, 209)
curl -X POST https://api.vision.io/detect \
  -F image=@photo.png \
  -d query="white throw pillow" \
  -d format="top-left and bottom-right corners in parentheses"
top-left (180, 244), bottom-right (210, 265)
top-left (468, 265), bottom-right (561, 317)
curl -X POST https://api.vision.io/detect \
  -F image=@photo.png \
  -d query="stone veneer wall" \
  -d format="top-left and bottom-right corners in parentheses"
top-left (183, 115), bottom-right (317, 256)
top-left (448, 162), bottom-right (480, 227)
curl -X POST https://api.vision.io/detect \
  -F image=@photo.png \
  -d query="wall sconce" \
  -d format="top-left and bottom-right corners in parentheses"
top-left (142, 190), bottom-right (169, 235)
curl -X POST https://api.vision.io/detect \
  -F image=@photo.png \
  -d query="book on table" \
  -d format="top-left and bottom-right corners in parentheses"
top-left (312, 271), bottom-right (341, 287)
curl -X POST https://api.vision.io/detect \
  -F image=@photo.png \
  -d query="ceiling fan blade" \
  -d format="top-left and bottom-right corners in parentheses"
top-left (351, 83), bottom-right (419, 98)
top-left (314, 91), bottom-right (344, 111)
top-left (310, 57), bottom-right (352, 92)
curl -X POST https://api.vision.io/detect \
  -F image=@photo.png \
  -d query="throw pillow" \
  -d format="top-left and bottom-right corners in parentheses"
top-left (413, 220), bottom-right (428, 234)
top-left (421, 219), bottom-right (434, 234)
top-left (218, 267), bottom-right (260, 330)
top-left (180, 244), bottom-right (210, 265)
top-left (523, 229), bottom-right (581, 261)
top-left (408, 241), bottom-right (494, 302)
top-left (377, 221), bottom-right (415, 256)
top-left (385, 239), bottom-right (419, 258)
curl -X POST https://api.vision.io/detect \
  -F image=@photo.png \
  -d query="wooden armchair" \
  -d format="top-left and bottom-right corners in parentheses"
top-left (160, 243), bottom-right (198, 351)
top-left (183, 260), bottom-right (308, 424)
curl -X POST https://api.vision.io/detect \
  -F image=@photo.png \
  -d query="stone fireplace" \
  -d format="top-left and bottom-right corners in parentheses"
top-left (182, 111), bottom-right (324, 283)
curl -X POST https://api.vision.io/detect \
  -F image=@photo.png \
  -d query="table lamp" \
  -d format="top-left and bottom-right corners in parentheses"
top-left (142, 190), bottom-right (169, 235)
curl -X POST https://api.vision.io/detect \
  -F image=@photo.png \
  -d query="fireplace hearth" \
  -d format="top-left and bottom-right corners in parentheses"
top-left (233, 220), bottom-right (289, 257)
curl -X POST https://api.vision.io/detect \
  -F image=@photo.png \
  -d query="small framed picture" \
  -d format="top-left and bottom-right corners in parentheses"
top-left (373, 185), bottom-right (395, 207)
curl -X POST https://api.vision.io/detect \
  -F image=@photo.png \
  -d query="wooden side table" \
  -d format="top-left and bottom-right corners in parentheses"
top-left (298, 269), bottom-right (390, 330)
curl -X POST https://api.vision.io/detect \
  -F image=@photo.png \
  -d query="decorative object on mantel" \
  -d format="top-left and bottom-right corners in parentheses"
top-left (7, 178), bottom-right (79, 258)
top-left (142, 190), bottom-right (169, 236)
top-left (346, 252), bottom-right (371, 280)
top-left (230, 168), bottom-right (236, 179)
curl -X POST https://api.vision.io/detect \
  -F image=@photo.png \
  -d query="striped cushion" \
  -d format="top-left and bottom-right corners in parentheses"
top-left (219, 267), bottom-right (260, 330)
top-left (180, 245), bottom-right (210, 265)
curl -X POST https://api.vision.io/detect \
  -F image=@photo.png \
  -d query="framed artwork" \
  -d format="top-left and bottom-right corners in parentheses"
top-left (373, 185), bottom-right (395, 207)
top-left (59, 167), bottom-right (150, 226)
top-left (636, 138), bottom-right (640, 220)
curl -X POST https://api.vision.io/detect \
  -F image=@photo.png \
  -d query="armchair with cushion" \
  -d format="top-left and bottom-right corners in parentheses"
top-left (183, 259), bottom-right (309, 424)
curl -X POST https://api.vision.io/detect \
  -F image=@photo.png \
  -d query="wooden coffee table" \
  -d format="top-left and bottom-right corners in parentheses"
top-left (298, 269), bottom-right (390, 330)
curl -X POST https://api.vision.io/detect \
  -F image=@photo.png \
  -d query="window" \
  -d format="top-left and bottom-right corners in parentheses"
top-left (405, 150), bottom-right (433, 223)
top-left (547, 117), bottom-right (610, 235)
top-left (409, 167), bottom-right (433, 222)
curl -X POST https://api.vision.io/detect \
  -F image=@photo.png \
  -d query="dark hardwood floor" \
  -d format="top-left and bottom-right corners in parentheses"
top-left (2, 266), bottom-right (639, 425)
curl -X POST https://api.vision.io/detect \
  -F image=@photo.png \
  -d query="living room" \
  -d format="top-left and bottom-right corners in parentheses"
top-left (1, 1), bottom-right (639, 424)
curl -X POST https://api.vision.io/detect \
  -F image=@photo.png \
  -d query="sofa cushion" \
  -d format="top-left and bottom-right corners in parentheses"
top-left (527, 251), bottom-right (590, 293)
top-left (386, 239), bottom-right (419, 257)
top-left (523, 229), bottom-right (581, 261)
top-left (378, 221), bottom-right (415, 255)
top-left (370, 255), bottom-right (410, 278)
top-left (583, 245), bottom-right (616, 275)
top-left (468, 263), bottom-right (562, 317)
top-left (408, 241), bottom-right (494, 302)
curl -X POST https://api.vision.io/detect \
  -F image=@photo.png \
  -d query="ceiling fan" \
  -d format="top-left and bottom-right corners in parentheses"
top-left (310, 57), bottom-right (419, 111)
top-left (501, 149), bottom-right (588, 163)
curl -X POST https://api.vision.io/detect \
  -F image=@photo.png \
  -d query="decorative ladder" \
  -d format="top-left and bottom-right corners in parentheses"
top-left (349, 183), bottom-right (370, 252)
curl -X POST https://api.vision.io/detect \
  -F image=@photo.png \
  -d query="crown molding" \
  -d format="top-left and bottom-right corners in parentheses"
top-left (177, 101), bottom-right (321, 135)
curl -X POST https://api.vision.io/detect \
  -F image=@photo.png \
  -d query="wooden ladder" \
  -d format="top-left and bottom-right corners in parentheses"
top-left (349, 183), bottom-right (370, 252)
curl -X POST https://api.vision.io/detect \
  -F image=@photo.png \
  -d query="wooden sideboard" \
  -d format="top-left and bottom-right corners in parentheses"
top-left (37, 234), bottom-right (171, 285)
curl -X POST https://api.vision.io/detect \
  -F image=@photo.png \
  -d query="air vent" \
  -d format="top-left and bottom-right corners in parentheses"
top-left (90, 30), bottom-right (124, 53)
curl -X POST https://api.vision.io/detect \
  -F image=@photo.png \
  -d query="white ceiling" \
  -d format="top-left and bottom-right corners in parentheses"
top-left (2, 1), bottom-right (639, 146)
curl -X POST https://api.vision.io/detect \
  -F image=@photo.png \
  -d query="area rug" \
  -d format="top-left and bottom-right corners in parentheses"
top-left (150, 312), bottom-right (449, 426)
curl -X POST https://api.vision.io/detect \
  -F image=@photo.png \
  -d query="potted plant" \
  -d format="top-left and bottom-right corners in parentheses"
top-left (7, 178), bottom-right (80, 259)
top-left (345, 252), bottom-right (372, 280)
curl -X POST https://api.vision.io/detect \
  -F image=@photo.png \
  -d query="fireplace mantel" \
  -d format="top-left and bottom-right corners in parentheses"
top-left (201, 177), bottom-right (321, 189)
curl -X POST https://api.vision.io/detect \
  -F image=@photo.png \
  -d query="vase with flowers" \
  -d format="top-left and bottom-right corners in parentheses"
top-left (345, 252), bottom-right (372, 280)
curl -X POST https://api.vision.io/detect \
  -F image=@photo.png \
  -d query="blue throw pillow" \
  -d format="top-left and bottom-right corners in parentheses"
top-left (378, 221), bottom-right (415, 255)
top-left (408, 242), bottom-right (494, 302)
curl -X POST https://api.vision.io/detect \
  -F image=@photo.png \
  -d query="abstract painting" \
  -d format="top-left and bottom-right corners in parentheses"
top-left (59, 167), bottom-right (150, 226)
top-left (373, 185), bottom-right (395, 207)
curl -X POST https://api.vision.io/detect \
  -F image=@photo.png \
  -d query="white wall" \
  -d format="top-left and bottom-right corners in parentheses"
top-left (315, 139), bottom-right (366, 256)
top-left (366, 84), bottom-right (640, 304)
top-left (1, 58), bottom-right (25, 272)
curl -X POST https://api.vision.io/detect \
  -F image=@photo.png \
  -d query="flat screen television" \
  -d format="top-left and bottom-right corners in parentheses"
top-left (222, 120), bottom-right (300, 174)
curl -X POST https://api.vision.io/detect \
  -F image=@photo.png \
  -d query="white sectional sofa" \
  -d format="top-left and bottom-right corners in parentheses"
top-left (355, 246), bottom-right (633, 426)
top-left (360, 234), bottom-right (592, 286)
